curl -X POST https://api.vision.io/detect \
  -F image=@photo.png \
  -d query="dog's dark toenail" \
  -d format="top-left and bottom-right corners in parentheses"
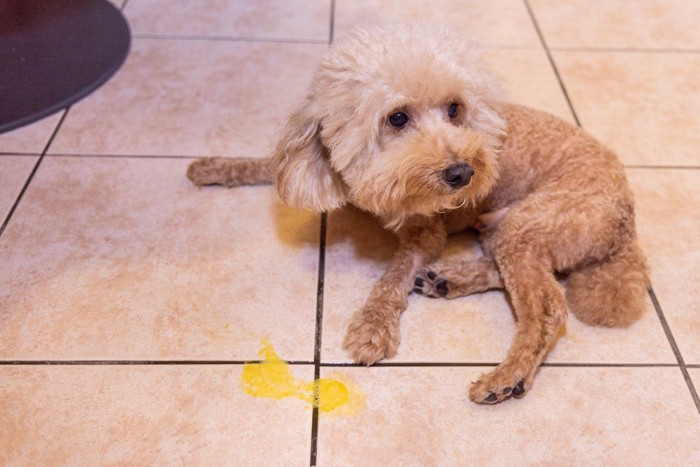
top-left (436, 280), bottom-right (448, 295)
top-left (485, 392), bottom-right (498, 403)
top-left (502, 387), bottom-right (512, 395)
top-left (412, 287), bottom-right (423, 294)
top-left (427, 271), bottom-right (437, 280)
top-left (414, 277), bottom-right (424, 287)
top-left (512, 380), bottom-right (525, 396)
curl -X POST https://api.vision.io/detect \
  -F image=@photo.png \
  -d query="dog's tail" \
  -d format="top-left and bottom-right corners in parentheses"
top-left (187, 157), bottom-right (273, 187)
top-left (565, 240), bottom-right (650, 327)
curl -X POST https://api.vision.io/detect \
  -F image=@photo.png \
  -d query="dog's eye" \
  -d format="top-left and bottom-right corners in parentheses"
top-left (388, 112), bottom-right (409, 129)
top-left (448, 102), bottom-right (459, 119)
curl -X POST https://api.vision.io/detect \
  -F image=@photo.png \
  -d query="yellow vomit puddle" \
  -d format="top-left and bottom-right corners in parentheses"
top-left (241, 340), bottom-right (364, 415)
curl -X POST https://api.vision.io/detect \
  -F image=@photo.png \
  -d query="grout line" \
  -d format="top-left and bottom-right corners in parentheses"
top-left (44, 153), bottom-right (284, 161)
top-left (27, 153), bottom-right (700, 171)
top-left (648, 287), bottom-right (700, 415)
top-left (541, 362), bottom-right (678, 368)
top-left (320, 362), bottom-right (679, 368)
top-left (313, 214), bottom-right (328, 370)
top-left (0, 360), bottom-right (314, 366)
top-left (0, 109), bottom-right (69, 238)
top-left (40, 151), bottom-right (700, 171)
top-left (38, 152), bottom-right (700, 171)
top-left (0, 360), bottom-right (680, 368)
top-left (132, 34), bottom-right (327, 45)
top-left (45, 153), bottom-right (236, 160)
top-left (310, 212), bottom-right (327, 467)
top-left (329, 0), bottom-right (336, 44)
top-left (625, 165), bottom-right (700, 170)
top-left (321, 362), bottom-right (499, 368)
top-left (551, 46), bottom-right (700, 54)
top-left (522, 0), bottom-right (581, 127)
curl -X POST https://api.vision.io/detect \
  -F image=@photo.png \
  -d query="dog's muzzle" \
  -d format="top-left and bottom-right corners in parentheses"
top-left (442, 163), bottom-right (474, 189)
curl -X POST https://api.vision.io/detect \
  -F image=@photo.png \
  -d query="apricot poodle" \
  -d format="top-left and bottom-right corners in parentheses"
top-left (187, 24), bottom-right (649, 404)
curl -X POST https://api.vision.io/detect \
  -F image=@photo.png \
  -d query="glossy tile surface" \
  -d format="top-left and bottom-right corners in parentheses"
top-left (125, 0), bottom-right (330, 42)
top-left (0, 157), bottom-right (320, 361)
top-left (50, 39), bottom-right (327, 157)
top-left (1, 1), bottom-right (698, 465)
top-left (0, 114), bottom-right (62, 154)
top-left (484, 48), bottom-right (574, 122)
top-left (692, 369), bottom-right (700, 394)
top-left (629, 169), bottom-right (700, 364)
top-left (0, 365), bottom-right (313, 465)
top-left (530, 0), bottom-right (700, 49)
top-left (334, 0), bottom-right (540, 46)
top-left (554, 51), bottom-right (700, 166)
top-left (317, 367), bottom-right (700, 465)
top-left (0, 156), bottom-right (37, 222)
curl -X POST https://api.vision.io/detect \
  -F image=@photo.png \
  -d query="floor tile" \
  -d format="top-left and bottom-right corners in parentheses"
top-left (321, 207), bottom-right (673, 365)
top-left (484, 48), bottom-right (574, 123)
top-left (530, 0), bottom-right (700, 49)
top-left (0, 156), bottom-right (38, 222)
top-left (0, 114), bottom-right (62, 154)
top-left (317, 366), bottom-right (700, 465)
top-left (334, 0), bottom-right (540, 47)
top-left (691, 369), bottom-right (700, 395)
top-left (628, 168), bottom-right (700, 364)
top-left (0, 365), bottom-right (313, 465)
top-left (125, 0), bottom-right (330, 42)
top-left (2, 0), bottom-right (698, 462)
top-left (554, 51), bottom-right (700, 166)
top-left (50, 39), bottom-right (328, 157)
top-left (0, 157), bottom-right (320, 361)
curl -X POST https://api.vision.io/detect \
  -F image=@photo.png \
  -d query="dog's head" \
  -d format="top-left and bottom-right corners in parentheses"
top-left (271, 23), bottom-right (506, 229)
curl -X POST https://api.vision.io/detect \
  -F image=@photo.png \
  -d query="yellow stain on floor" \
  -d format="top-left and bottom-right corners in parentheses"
top-left (241, 340), bottom-right (364, 415)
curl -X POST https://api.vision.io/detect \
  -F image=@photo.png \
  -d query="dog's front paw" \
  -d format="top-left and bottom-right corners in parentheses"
top-left (343, 305), bottom-right (400, 365)
top-left (469, 364), bottom-right (533, 405)
top-left (413, 270), bottom-right (450, 298)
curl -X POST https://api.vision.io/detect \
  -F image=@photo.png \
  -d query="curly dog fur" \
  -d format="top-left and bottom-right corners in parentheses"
top-left (187, 24), bottom-right (649, 404)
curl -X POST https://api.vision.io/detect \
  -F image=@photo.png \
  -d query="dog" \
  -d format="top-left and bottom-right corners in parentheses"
top-left (187, 23), bottom-right (649, 404)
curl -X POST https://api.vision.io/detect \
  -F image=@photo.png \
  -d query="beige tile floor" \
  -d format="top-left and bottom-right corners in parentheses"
top-left (1, 0), bottom-right (699, 465)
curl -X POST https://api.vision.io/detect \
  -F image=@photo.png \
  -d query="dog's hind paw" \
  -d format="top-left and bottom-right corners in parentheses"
top-left (414, 258), bottom-right (503, 300)
top-left (186, 157), bottom-right (229, 186)
top-left (413, 270), bottom-right (449, 298)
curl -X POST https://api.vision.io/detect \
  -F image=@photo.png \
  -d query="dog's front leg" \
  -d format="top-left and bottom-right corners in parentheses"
top-left (343, 217), bottom-right (447, 365)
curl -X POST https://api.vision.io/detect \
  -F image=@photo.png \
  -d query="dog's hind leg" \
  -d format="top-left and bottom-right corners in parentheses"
top-left (187, 157), bottom-right (273, 187)
top-left (566, 240), bottom-right (649, 327)
top-left (413, 257), bottom-right (503, 299)
top-left (469, 247), bottom-right (568, 404)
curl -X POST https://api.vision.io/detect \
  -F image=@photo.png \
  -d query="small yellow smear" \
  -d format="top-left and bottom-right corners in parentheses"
top-left (241, 340), bottom-right (363, 415)
top-left (307, 378), bottom-right (350, 412)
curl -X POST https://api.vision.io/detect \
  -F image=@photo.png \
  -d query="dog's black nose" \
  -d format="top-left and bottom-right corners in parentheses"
top-left (442, 163), bottom-right (474, 188)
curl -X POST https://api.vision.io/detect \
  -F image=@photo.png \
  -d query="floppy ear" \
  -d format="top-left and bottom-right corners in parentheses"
top-left (269, 101), bottom-right (347, 212)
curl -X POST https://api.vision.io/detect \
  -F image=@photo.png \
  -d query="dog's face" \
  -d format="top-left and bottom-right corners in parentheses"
top-left (271, 24), bottom-right (506, 229)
